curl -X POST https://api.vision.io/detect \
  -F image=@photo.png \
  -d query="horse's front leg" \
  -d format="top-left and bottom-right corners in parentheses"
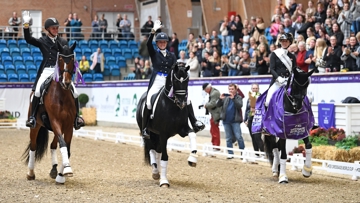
top-left (149, 149), bottom-right (160, 180)
top-left (49, 135), bottom-right (58, 179)
top-left (187, 132), bottom-right (198, 167)
top-left (302, 137), bottom-right (313, 178)
top-left (54, 129), bottom-right (73, 184)
top-left (159, 138), bottom-right (170, 187)
top-left (278, 138), bottom-right (288, 184)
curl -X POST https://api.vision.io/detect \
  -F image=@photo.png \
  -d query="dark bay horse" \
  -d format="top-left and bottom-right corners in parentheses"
top-left (136, 63), bottom-right (198, 187)
top-left (252, 68), bottom-right (316, 183)
top-left (22, 41), bottom-right (79, 184)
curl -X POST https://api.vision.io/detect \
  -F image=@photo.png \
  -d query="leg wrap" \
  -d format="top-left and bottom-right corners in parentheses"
top-left (279, 159), bottom-right (287, 175)
top-left (28, 150), bottom-right (36, 170)
top-left (188, 132), bottom-right (197, 152)
top-left (51, 149), bottom-right (58, 166)
top-left (60, 147), bottom-right (70, 166)
top-left (149, 149), bottom-right (157, 166)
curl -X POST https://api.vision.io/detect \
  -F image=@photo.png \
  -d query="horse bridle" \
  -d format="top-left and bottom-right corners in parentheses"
top-left (285, 77), bottom-right (309, 111)
top-left (58, 53), bottom-right (75, 76)
top-left (164, 69), bottom-right (189, 104)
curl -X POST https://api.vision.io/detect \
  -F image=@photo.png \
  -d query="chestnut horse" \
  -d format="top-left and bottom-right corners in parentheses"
top-left (22, 41), bottom-right (80, 184)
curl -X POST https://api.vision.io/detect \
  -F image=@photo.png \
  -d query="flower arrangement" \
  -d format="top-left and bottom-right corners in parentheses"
top-left (0, 111), bottom-right (12, 119)
top-left (310, 126), bottom-right (346, 141)
top-left (289, 145), bottom-right (305, 157)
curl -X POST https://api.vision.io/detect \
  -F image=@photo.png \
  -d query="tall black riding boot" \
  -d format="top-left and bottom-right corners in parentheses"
top-left (142, 107), bottom-right (151, 139)
top-left (74, 98), bottom-right (85, 130)
top-left (26, 96), bottom-right (40, 128)
top-left (187, 103), bottom-right (205, 133)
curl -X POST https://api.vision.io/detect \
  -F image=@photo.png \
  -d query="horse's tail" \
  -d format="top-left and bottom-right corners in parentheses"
top-left (144, 138), bottom-right (151, 166)
top-left (22, 127), bottom-right (49, 164)
top-left (264, 135), bottom-right (276, 166)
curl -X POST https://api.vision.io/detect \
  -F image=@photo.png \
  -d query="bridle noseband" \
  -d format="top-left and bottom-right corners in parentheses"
top-left (286, 76), bottom-right (309, 111)
top-left (164, 69), bottom-right (189, 106)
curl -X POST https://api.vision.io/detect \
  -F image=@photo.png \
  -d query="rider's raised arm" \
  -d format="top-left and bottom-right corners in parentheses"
top-left (269, 52), bottom-right (279, 79)
top-left (23, 27), bottom-right (41, 47)
top-left (147, 32), bottom-right (156, 57)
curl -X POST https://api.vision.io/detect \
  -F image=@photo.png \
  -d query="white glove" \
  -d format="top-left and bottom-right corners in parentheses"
top-left (22, 11), bottom-right (32, 26)
top-left (276, 76), bottom-right (286, 84)
top-left (153, 20), bottom-right (162, 32)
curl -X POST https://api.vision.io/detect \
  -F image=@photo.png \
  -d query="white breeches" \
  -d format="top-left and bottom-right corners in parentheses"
top-left (34, 67), bottom-right (78, 98)
top-left (147, 75), bottom-right (166, 109)
top-left (265, 78), bottom-right (288, 107)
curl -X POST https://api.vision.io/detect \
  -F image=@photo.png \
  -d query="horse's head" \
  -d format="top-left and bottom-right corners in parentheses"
top-left (56, 41), bottom-right (76, 90)
top-left (289, 68), bottom-right (315, 110)
top-left (171, 62), bottom-right (190, 109)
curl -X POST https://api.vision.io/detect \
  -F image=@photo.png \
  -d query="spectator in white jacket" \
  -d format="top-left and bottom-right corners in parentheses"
top-left (186, 51), bottom-right (200, 78)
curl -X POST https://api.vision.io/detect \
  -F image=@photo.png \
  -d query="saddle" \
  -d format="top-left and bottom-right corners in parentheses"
top-left (148, 86), bottom-right (165, 119)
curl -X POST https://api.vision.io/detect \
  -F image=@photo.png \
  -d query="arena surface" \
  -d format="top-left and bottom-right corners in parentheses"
top-left (0, 127), bottom-right (359, 202)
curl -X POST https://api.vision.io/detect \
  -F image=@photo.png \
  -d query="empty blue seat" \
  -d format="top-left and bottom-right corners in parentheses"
top-left (21, 47), bottom-right (31, 57)
top-left (10, 47), bottom-right (20, 54)
top-left (29, 73), bottom-right (37, 82)
top-left (106, 56), bottom-right (116, 66)
top-left (0, 39), bottom-right (7, 49)
top-left (5, 64), bottom-right (16, 74)
top-left (0, 73), bottom-right (7, 82)
top-left (124, 73), bottom-right (135, 80)
top-left (102, 48), bottom-right (112, 58)
top-left (13, 55), bottom-right (23, 63)
top-left (116, 56), bottom-right (126, 68)
top-left (82, 48), bottom-right (92, 57)
top-left (18, 39), bottom-right (27, 46)
top-left (19, 73), bottom-right (30, 82)
top-left (34, 56), bottom-right (43, 64)
top-left (82, 73), bottom-right (93, 82)
top-left (7, 39), bottom-right (17, 49)
top-left (16, 64), bottom-right (27, 74)
top-left (109, 40), bottom-right (118, 49)
top-left (23, 56), bottom-right (34, 63)
top-left (103, 65), bottom-right (110, 76)
top-left (98, 40), bottom-right (108, 49)
top-left (110, 65), bottom-right (120, 77)
top-left (0, 64), bottom-right (5, 74)
top-left (128, 40), bottom-right (138, 49)
top-left (112, 48), bottom-right (122, 58)
top-left (119, 40), bottom-right (127, 49)
top-left (88, 40), bottom-right (98, 50)
top-left (93, 73), bottom-right (104, 81)
top-left (7, 73), bottom-right (19, 82)
top-left (2, 56), bottom-right (13, 66)
top-left (132, 49), bottom-right (139, 58)
top-left (79, 40), bottom-right (88, 48)
top-left (122, 48), bottom-right (132, 60)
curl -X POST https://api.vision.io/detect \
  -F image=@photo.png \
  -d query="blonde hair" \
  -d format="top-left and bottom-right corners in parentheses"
top-left (314, 38), bottom-right (327, 58)
top-left (257, 43), bottom-right (268, 57)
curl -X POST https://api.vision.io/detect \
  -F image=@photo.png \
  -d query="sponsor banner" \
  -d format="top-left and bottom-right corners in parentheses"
top-left (318, 103), bottom-right (335, 129)
top-left (326, 161), bottom-right (360, 176)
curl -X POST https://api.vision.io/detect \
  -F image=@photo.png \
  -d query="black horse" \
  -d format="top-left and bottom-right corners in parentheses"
top-left (136, 63), bottom-right (198, 187)
top-left (255, 68), bottom-right (316, 183)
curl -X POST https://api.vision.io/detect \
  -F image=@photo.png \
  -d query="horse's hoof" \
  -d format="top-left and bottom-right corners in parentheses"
top-left (63, 166), bottom-right (73, 177)
top-left (26, 174), bottom-right (35, 180)
top-left (272, 172), bottom-right (279, 178)
top-left (159, 179), bottom-right (170, 187)
top-left (160, 183), bottom-right (170, 188)
top-left (152, 173), bottom-right (160, 180)
top-left (55, 174), bottom-right (66, 184)
top-left (188, 161), bottom-right (197, 167)
top-left (302, 166), bottom-right (313, 178)
top-left (49, 168), bottom-right (58, 179)
top-left (278, 174), bottom-right (288, 184)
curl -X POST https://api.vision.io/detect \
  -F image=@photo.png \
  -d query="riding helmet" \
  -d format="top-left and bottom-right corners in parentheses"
top-left (155, 32), bottom-right (169, 42)
top-left (279, 33), bottom-right (293, 44)
top-left (44, 18), bottom-right (59, 29)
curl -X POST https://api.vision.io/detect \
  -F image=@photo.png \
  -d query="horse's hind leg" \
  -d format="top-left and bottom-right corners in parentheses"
top-left (278, 139), bottom-right (288, 184)
top-left (159, 139), bottom-right (170, 187)
top-left (302, 137), bottom-right (313, 178)
top-left (26, 127), bottom-right (40, 180)
top-left (49, 135), bottom-right (58, 179)
top-left (149, 149), bottom-right (160, 180)
top-left (187, 132), bottom-right (198, 167)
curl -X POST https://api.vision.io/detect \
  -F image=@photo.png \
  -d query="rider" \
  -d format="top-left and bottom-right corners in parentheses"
top-left (141, 20), bottom-right (205, 139)
top-left (22, 11), bottom-right (85, 130)
top-left (265, 33), bottom-right (297, 107)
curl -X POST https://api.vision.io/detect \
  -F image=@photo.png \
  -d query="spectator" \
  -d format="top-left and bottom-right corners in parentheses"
top-left (197, 35), bottom-right (205, 49)
top-left (297, 41), bottom-right (308, 72)
top-left (337, 2), bottom-right (352, 45)
top-left (177, 50), bottom-right (188, 65)
top-left (288, 43), bottom-right (299, 57)
top-left (64, 13), bottom-right (72, 41)
top-left (186, 33), bottom-right (197, 53)
top-left (202, 41), bottom-right (213, 58)
top-left (305, 38), bottom-right (317, 72)
top-left (211, 30), bottom-right (221, 47)
top-left (244, 83), bottom-right (264, 157)
top-left (291, 3), bottom-right (306, 21)
top-left (217, 83), bottom-right (245, 159)
top-left (115, 14), bottom-right (123, 39)
top-left (193, 44), bottom-right (203, 64)
top-left (356, 32), bottom-right (360, 71)
top-left (284, 18), bottom-right (295, 36)
top-left (186, 51), bottom-right (200, 78)
top-left (313, 38), bottom-right (327, 73)
top-left (169, 33), bottom-right (179, 59)
top-left (314, 2), bottom-right (327, 24)
top-left (142, 15), bottom-right (153, 35)
top-left (306, 1), bottom-right (316, 18)
top-left (318, 27), bottom-right (329, 45)
top-left (351, 0), bottom-right (360, 34)
top-left (139, 35), bottom-right (150, 60)
top-left (341, 36), bottom-right (359, 71)
top-left (201, 52), bottom-right (213, 77)
top-left (238, 51), bottom-right (254, 76)
top-left (241, 28), bottom-right (250, 50)
top-left (296, 34), bottom-right (305, 45)
top-left (292, 15), bottom-right (304, 38)
top-left (99, 14), bottom-right (108, 38)
top-left (211, 39), bottom-right (221, 55)
top-left (120, 14), bottom-right (132, 40)
top-left (288, 0), bottom-right (298, 16)
top-left (256, 43), bottom-right (270, 75)
top-left (133, 57), bottom-right (141, 77)
top-left (323, 36), bottom-right (342, 72)
top-left (258, 35), bottom-right (270, 53)
top-left (209, 51), bottom-right (221, 77)
top-left (228, 47), bottom-right (240, 76)
top-left (333, 4), bottom-right (341, 19)
top-left (91, 15), bottom-right (100, 40)
top-left (270, 16), bottom-right (282, 42)
top-left (134, 58), bottom-right (144, 80)
top-left (324, 18), bottom-right (333, 36)
top-left (203, 83), bottom-right (222, 151)
top-left (306, 27), bottom-right (316, 50)
top-left (220, 55), bottom-right (230, 76)
top-left (243, 19), bottom-right (250, 33)
top-left (233, 15), bottom-right (243, 44)
top-left (251, 17), bottom-right (265, 43)
top-left (296, 13), bottom-right (315, 40)
top-left (328, 23), bottom-right (344, 46)
top-left (204, 32), bottom-right (212, 43)
top-left (326, 8), bottom-right (336, 21)
top-left (143, 60), bottom-right (152, 79)
top-left (79, 55), bottom-right (90, 74)
top-left (90, 48), bottom-right (104, 73)
top-left (314, 22), bottom-right (321, 38)
top-left (227, 15), bottom-right (236, 47)
top-left (70, 13), bottom-right (82, 40)
top-left (248, 37), bottom-right (258, 57)
top-left (8, 12), bottom-right (21, 40)
top-left (220, 16), bottom-right (229, 49)
top-left (274, 0), bottom-right (285, 14)
top-left (269, 43), bottom-right (277, 53)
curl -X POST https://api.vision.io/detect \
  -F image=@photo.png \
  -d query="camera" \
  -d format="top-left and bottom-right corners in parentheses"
top-left (223, 93), bottom-right (230, 96)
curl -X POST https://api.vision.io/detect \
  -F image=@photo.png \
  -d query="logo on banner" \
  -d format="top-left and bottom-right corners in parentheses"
top-left (318, 103), bottom-right (335, 129)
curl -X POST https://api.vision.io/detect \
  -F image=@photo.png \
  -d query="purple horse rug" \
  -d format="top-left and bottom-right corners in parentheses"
top-left (251, 86), bottom-right (314, 140)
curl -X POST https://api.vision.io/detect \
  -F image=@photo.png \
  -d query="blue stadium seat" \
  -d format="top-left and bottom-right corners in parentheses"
top-left (16, 64), bottom-right (27, 74)
top-left (0, 39), bottom-right (7, 49)
top-left (26, 64), bottom-right (37, 75)
top-left (103, 65), bottom-right (110, 76)
top-left (99, 40), bottom-right (108, 50)
top-left (110, 65), bottom-right (120, 77)
top-left (7, 39), bottom-right (18, 49)
top-left (128, 40), bottom-right (138, 49)
top-left (102, 48), bottom-right (112, 58)
top-left (82, 73), bottom-right (93, 82)
top-left (79, 40), bottom-right (88, 49)
top-left (18, 39), bottom-right (27, 47)
top-left (106, 56), bottom-right (116, 66)
top-left (2, 56), bottom-right (13, 66)
top-left (88, 40), bottom-right (98, 50)
top-left (19, 73), bottom-right (30, 82)
top-left (1, 48), bottom-right (10, 58)
top-left (5, 64), bottom-right (16, 74)
top-left (124, 73), bottom-right (135, 80)
top-left (23, 56), bottom-right (34, 63)
top-left (10, 47), bottom-right (20, 54)
top-left (31, 47), bottom-right (41, 54)
top-left (109, 40), bottom-right (118, 49)
top-left (132, 49), bottom-right (139, 58)
top-left (0, 73), bottom-right (7, 82)
top-left (82, 48), bottom-right (92, 59)
top-left (119, 40), bottom-right (127, 49)
top-left (13, 56), bottom-right (23, 65)
top-left (0, 65), bottom-right (5, 74)
top-left (34, 56), bottom-right (43, 64)
top-left (93, 73), bottom-right (104, 81)
top-left (74, 47), bottom-right (82, 57)
top-left (7, 73), bottom-right (19, 82)
top-left (122, 48), bottom-right (132, 60)
top-left (76, 55), bottom-right (82, 62)
top-left (21, 47), bottom-right (31, 57)
top-left (116, 56), bottom-right (126, 68)
top-left (112, 48), bottom-right (122, 58)
top-left (29, 73), bottom-right (37, 82)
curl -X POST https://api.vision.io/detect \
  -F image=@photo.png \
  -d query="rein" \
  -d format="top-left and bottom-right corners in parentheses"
top-left (285, 74), bottom-right (309, 111)
top-left (164, 69), bottom-right (189, 104)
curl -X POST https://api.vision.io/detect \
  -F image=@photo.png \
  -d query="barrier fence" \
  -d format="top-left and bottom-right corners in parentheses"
top-left (2, 119), bottom-right (360, 181)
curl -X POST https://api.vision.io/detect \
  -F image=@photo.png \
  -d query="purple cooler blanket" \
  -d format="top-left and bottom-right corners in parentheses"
top-left (252, 86), bottom-right (314, 140)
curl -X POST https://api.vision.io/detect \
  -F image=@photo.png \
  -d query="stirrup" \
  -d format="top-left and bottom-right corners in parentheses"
top-left (74, 117), bottom-right (85, 130)
top-left (142, 128), bottom-right (150, 139)
top-left (26, 117), bottom-right (36, 128)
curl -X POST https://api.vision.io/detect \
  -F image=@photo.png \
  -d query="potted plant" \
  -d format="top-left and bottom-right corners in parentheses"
top-left (78, 93), bottom-right (89, 108)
